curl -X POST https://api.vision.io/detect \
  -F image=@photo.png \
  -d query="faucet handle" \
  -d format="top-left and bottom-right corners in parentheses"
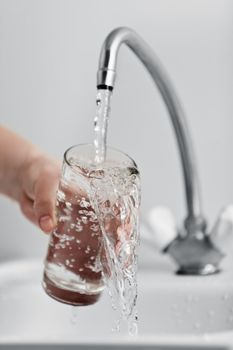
top-left (210, 205), bottom-right (233, 253)
top-left (146, 206), bottom-right (177, 251)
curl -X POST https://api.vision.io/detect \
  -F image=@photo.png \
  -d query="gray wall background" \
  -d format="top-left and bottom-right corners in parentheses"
top-left (0, 0), bottom-right (233, 261)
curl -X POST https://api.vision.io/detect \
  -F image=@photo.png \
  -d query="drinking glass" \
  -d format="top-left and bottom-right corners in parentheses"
top-left (42, 143), bottom-right (140, 306)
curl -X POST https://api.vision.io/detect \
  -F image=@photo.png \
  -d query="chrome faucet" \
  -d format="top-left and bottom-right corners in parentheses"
top-left (96, 27), bottom-right (223, 275)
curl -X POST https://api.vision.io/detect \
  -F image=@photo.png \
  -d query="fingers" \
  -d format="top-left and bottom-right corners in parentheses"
top-left (33, 164), bottom-right (60, 233)
top-left (19, 192), bottom-right (37, 225)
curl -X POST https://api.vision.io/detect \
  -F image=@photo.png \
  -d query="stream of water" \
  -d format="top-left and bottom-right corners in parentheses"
top-left (93, 89), bottom-right (112, 164)
top-left (92, 89), bottom-right (140, 335)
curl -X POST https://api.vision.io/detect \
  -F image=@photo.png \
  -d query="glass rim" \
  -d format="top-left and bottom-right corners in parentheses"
top-left (64, 143), bottom-right (138, 169)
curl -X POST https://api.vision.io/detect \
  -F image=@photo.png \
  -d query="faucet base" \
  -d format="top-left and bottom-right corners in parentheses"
top-left (177, 264), bottom-right (220, 276)
top-left (167, 233), bottom-right (224, 276)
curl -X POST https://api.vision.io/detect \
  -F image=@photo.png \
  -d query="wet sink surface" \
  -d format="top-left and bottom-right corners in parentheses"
top-left (0, 258), bottom-right (233, 349)
top-left (139, 270), bottom-right (233, 335)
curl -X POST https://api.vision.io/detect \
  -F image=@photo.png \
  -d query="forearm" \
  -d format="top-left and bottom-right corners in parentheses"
top-left (0, 126), bottom-right (42, 201)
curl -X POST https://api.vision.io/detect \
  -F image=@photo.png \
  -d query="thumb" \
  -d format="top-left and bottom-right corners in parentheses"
top-left (33, 166), bottom-right (60, 233)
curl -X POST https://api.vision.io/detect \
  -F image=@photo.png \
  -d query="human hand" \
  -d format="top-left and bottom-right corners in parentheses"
top-left (0, 127), bottom-right (62, 233)
top-left (18, 154), bottom-right (61, 233)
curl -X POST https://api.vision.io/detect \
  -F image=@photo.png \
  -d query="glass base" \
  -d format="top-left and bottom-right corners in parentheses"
top-left (42, 272), bottom-right (102, 306)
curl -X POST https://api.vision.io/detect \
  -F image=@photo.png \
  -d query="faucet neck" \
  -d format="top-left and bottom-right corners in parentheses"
top-left (97, 27), bottom-right (206, 233)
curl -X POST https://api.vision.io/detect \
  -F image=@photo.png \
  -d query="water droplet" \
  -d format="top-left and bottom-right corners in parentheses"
top-left (85, 246), bottom-right (91, 254)
top-left (79, 209), bottom-right (89, 215)
top-left (111, 319), bottom-right (121, 333)
top-left (70, 306), bottom-right (78, 325)
top-left (65, 201), bottom-right (73, 210)
top-left (79, 199), bottom-right (91, 208)
top-left (128, 320), bottom-right (138, 336)
top-left (90, 224), bottom-right (99, 232)
top-left (58, 215), bottom-right (70, 223)
top-left (81, 216), bottom-right (88, 224)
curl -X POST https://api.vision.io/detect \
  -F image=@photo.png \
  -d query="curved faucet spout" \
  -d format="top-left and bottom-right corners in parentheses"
top-left (97, 27), bottom-right (203, 230)
top-left (96, 27), bottom-right (223, 274)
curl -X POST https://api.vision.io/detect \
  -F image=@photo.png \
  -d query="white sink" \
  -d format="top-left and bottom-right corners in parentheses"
top-left (0, 256), bottom-right (233, 349)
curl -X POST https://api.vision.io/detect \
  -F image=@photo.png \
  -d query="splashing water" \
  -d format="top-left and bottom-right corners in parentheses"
top-left (90, 165), bottom-right (141, 336)
top-left (94, 89), bottom-right (112, 164)
top-left (93, 89), bottom-right (141, 335)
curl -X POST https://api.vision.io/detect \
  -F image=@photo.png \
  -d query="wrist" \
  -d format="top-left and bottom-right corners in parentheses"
top-left (0, 126), bottom-right (43, 201)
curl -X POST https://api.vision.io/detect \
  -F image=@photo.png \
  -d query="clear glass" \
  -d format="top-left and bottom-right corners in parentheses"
top-left (42, 143), bottom-right (139, 306)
